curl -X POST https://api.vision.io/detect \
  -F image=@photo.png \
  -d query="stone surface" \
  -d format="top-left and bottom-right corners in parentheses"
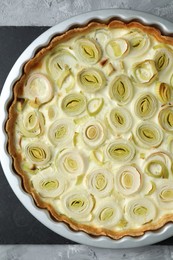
top-left (0, 0), bottom-right (173, 26)
top-left (1, 0), bottom-right (173, 258)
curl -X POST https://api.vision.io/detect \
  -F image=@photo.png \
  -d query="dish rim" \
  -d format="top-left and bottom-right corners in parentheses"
top-left (1, 8), bottom-right (173, 248)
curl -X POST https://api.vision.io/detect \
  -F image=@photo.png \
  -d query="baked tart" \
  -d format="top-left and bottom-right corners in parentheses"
top-left (6, 19), bottom-right (173, 240)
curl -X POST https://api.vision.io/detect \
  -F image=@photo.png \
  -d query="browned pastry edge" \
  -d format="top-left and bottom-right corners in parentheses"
top-left (5, 19), bottom-right (173, 240)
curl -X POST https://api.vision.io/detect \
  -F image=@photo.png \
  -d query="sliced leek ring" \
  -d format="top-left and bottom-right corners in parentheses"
top-left (155, 82), bottom-right (171, 103)
top-left (77, 68), bottom-right (106, 93)
top-left (125, 198), bottom-right (156, 225)
top-left (107, 107), bottom-right (132, 133)
top-left (48, 118), bottom-right (74, 146)
top-left (144, 151), bottom-right (172, 179)
top-left (82, 120), bottom-right (106, 148)
top-left (61, 92), bottom-right (86, 116)
top-left (61, 189), bottom-right (94, 220)
top-left (158, 105), bottom-right (173, 132)
top-left (31, 167), bottom-right (66, 198)
top-left (75, 38), bottom-right (102, 64)
top-left (25, 73), bottom-right (53, 104)
top-left (131, 60), bottom-right (158, 86)
top-left (106, 38), bottom-right (129, 59)
top-left (136, 122), bottom-right (163, 148)
top-left (46, 49), bottom-right (77, 80)
top-left (134, 93), bottom-right (157, 120)
top-left (109, 74), bottom-right (133, 105)
top-left (25, 142), bottom-right (51, 166)
top-left (115, 165), bottom-right (141, 195)
top-left (18, 110), bottom-right (44, 137)
top-left (106, 140), bottom-right (135, 163)
top-left (87, 98), bottom-right (104, 116)
top-left (124, 30), bottom-right (150, 57)
top-left (56, 149), bottom-right (85, 176)
top-left (154, 48), bottom-right (171, 71)
top-left (86, 168), bottom-right (114, 197)
top-left (95, 199), bottom-right (122, 227)
top-left (157, 182), bottom-right (173, 209)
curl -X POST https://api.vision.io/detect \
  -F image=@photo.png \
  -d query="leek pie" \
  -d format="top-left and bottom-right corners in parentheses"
top-left (6, 19), bottom-right (173, 239)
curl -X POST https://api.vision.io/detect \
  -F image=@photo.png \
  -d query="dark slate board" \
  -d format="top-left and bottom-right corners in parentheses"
top-left (0, 26), bottom-right (172, 245)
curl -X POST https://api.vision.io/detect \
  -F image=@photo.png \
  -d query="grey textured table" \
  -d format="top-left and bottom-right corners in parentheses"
top-left (1, 0), bottom-right (173, 259)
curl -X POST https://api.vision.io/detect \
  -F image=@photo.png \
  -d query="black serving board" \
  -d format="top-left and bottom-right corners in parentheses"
top-left (0, 26), bottom-right (172, 245)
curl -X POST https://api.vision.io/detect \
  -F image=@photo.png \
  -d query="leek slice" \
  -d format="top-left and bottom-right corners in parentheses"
top-left (136, 122), bottom-right (163, 148)
top-left (61, 92), bottom-right (86, 116)
top-left (158, 105), bottom-right (173, 132)
top-left (56, 149), bottom-right (85, 176)
top-left (61, 189), bottom-right (94, 221)
top-left (131, 60), bottom-right (158, 86)
top-left (157, 181), bottom-right (173, 209)
top-left (82, 120), bottom-right (106, 148)
top-left (47, 49), bottom-right (77, 80)
top-left (155, 82), bottom-right (171, 103)
top-left (95, 199), bottom-right (122, 227)
top-left (86, 168), bottom-right (113, 197)
top-left (75, 38), bottom-right (102, 64)
top-left (107, 107), bottom-right (132, 133)
top-left (134, 93), bottom-right (157, 120)
top-left (48, 118), bottom-right (74, 145)
top-left (109, 74), bottom-right (133, 105)
top-left (87, 98), bottom-right (104, 116)
top-left (31, 168), bottom-right (66, 198)
top-left (125, 198), bottom-right (156, 225)
top-left (106, 38), bottom-right (129, 59)
top-left (25, 142), bottom-right (51, 166)
top-left (77, 68), bottom-right (106, 93)
top-left (115, 165), bottom-right (141, 195)
top-left (25, 73), bottom-right (53, 104)
top-left (18, 110), bottom-right (44, 137)
top-left (106, 140), bottom-right (135, 163)
top-left (154, 48), bottom-right (171, 71)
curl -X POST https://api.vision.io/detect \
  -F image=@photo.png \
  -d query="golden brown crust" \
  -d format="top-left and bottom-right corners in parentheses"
top-left (6, 19), bottom-right (173, 240)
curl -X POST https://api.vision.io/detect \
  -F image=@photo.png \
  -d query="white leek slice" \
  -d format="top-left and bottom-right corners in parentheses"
top-left (95, 199), bottom-right (122, 227)
top-left (155, 82), bottom-right (171, 103)
top-left (61, 189), bottom-right (94, 220)
top-left (25, 142), bottom-right (51, 166)
top-left (61, 92), bottom-right (86, 116)
top-left (115, 165), bottom-right (141, 196)
top-left (157, 181), bottom-right (173, 209)
top-left (131, 60), bottom-right (158, 86)
top-left (136, 122), bottom-right (163, 148)
top-left (144, 151), bottom-right (172, 179)
top-left (158, 105), bottom-right (173, 132)
top-left (125, 198), bottom-right (156, 225)
top-left (86, 168), bottom-right (114, 197)
top-left (87, 98), bottom-right (104, 116)
top-left (31, 168), bottom-right (66, 198)
top-left (25, 73), bottom-right (53, 104)
top-left (107, 107), bottom-right (132, 133)
top-left (90, 149), bottom-right (104, 166)
top-left (106, 38), bottom-right (129, 59)
top-left (47, 49), bottom-right (77, 80)
top-left (134, 93), bottom-right (157, 120)
top-left (109, 74), bottom-right (133, 105)
top-left (154, 48), bottom-right (171, 72)
top-left (124, 30), bottom-right (150, 57)
top-left (77, 68), bottom-right (106, 93)
top-left (48, 118), bottom-right (74, 146)
top-left (18, 110), bottom-right (44, 137)
top-left (75, 38), bottom-right (102, 64)
top-left (95, 29), bottom-right (110, 46)
top-left (106, 140), bottom-right (135, 163)
top-left (82, 120), bottom-right (106, 148)
top-left (56, 149), bottom-right (85, 176)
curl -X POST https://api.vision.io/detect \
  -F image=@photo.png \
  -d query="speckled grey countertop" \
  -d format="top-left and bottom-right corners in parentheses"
top-left (1, 0), bottom-right (173, 259)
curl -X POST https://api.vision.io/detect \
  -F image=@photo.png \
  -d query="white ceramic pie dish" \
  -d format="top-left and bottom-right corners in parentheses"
top-left (1, 9), bottom-right (173, 248)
